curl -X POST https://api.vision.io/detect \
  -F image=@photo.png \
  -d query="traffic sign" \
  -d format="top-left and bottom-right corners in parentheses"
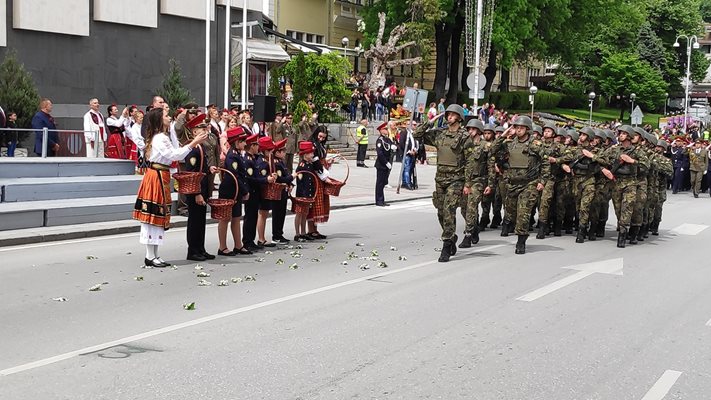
top-left (631, 106), bottom-right (644, 125)
top-left (466, 72), bottom-right (487, 91)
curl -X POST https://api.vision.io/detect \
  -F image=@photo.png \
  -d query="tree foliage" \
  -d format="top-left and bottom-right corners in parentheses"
top-left (156, 58), bottom-right (193, 111)
top-left (597, 53), bottom-right (668, 111)
top-left (0, 50), bottom-right (40, 128)
top-left (281, 52), bottom-right (351, 114)
top-left (701, 0), bottom-right (711, 22)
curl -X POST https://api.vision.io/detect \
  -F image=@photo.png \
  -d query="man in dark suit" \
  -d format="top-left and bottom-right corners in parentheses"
top-left (32, 98), bottom-right (59, 157)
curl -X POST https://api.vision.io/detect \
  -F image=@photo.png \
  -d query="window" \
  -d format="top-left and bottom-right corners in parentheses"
top-left (341, 5), bottom-right (354, 18)
top-left (306, 33), bottom-right (313, 43)
top-left (295, 32), bottom-right (303, 41)
top-left (286, 30), bottom-right (295, 39)
top-left (315, 35), bottom-right (324, 44)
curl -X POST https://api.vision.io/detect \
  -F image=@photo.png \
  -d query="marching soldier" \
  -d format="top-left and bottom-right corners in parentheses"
top-left (459, 118), bottom-right (489, 248)
top-left (489, 125), bottom-right (507, 229)
top-left (478, 124), bottom-right (497, 231)
top-left (414, 104), bottom-right (468, 262)
top-left (486, 116), bottom-right (550, 254)
top-left (629, 127), bottom-right (651, 245)
top-left (650, 140), bottom-right (674, 235)
top-left (537, 123), bottom-right (563, 239)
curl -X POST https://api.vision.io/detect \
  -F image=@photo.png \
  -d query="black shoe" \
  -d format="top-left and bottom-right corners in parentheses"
top-left (294, 235), bottom-right (307, 242)
top-left (642, 224), bottom-right (649, 239)
top-left (458, 234), bottom-right (472, 248)
top-left (244, 242), bottom-right (260, 250)
top-left (144, 257), bottom-right (169, 268)
top-left (218, 248), bottom-right (236, 256)
top-left (651, 220), bottom-right (660, 236)
top-left (449, 234), bottom-right (458, 256)
top-left (617, 227), bottom-right (627, 248)
top-left (479, 217), bottom-right (490, 232)
top-left (272, 236), bottom-right (290, 245)
top-left (234, 247), bottom-right (253, 255)
top-left (576, 225), bottom-right (586, 243)
top-left (628, 226), bottom-right (639, 245)
top-left (536, 224), bottom-right (546, 239)
top-left (471, 227), bottom-right (480, 244)
top-left (439, 240), bottom-right (452, 262)
top-left (187, 253), bottom-right (207, 262)
top-left (596, 221), bottom-right (606, 238)
top-left (636, 225), bottom-right (646, 242)
top-left (302, 234), bottom-right (315, 241)
top-left (694, 193), bottom-right (699, 198)
top-left (258, 240), bottom-right (276, 248)
top-left (202, 251), bottom-right (216, 260)
top-left (515, 235), bottom-right (528, 254)
top-left (587, 223), bottom-right (597, 241)
top-left (500, 220), bottom-right (511, 237)
top-left (553, 221), bottom-right (562, 237)
top-left (310, 232), bottom-right (327, 239)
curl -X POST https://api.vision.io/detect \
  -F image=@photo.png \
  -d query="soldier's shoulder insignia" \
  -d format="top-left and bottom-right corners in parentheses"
top-left (247, 167), bottom-right (253, 176)
top-left (231, 161), bottom-right (238, 170)
top-left (189, 157), bottom-right (197, 166)
top-left (377, 142), bottom-right (382, 148)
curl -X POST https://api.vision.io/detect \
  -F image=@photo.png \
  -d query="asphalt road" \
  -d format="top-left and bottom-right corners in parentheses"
top-left (1, 192), bottom-right (711, 400)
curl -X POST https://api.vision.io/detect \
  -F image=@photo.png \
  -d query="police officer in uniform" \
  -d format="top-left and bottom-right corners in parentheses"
top-left (414, 104), bottom-right (468, 262)
top-left (487, 116), bottom-right (550, 254)
top-left (356, 118), bottom-right (369, 167)
top-left (375, 122), bottom-right (394, 206)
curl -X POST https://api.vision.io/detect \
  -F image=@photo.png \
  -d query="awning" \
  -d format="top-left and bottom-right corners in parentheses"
top-left (231, 38), bottom-right (291, 65)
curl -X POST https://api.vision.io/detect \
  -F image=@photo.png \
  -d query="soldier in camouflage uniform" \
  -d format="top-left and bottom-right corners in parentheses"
top-left (650, 140), bottom-right (674, 235)
top-left (552, 126), bottom-right (604, 243)
top-left (585, 128), bottom-right (608, 241)
top-left (486, 116), bottom-right (550, 254)
top-left (478, 124), bottom-right (497, 231)
top-left (536, 123), bottom-right (563, 239)
top-left (558, 129), bottom-right (578, 235)
top-left (599, 125), bottom-right (646, 248)
top-left (459, 119), bottom-right (490, 248)
top-left (592, 130), bottom-right (616, 238)
top-left (488, 126), bottom-right (507, 229)
top-left (414, 104), bottom-right (469, 262)
top-left (640, 131), bottom-right (659, 241)
top-left (629, 127), bottom-right (651, 245)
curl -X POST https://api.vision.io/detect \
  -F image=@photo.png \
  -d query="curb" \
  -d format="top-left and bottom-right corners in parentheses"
top-left (0, 195), bottom-right (432, 248)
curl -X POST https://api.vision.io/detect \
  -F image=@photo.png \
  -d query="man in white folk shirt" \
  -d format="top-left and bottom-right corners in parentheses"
top-left (83, 98), bottom-right (106, 157)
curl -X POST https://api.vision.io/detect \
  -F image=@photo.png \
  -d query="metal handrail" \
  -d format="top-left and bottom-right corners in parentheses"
top-left (0, 127), bottom-right (100, 158)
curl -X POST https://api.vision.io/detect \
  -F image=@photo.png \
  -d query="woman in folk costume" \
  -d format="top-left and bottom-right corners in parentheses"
top-left (217, 127), bottom-right (252, 256)
top-left (126, 110), bottom-right (146, 173)
top-left (105, 104), bottom-right (129, 159)
top-left (293, 141), bottom-right (317, 242)
top-left (307, 126), bottom-right (332, 239)
top-left (133, 107), bottom-right (208, 268)
top-left (182, 114), bottom-right (218, 261)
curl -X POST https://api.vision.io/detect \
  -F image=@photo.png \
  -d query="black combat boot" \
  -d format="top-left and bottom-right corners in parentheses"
top-left (588, 222), bottom-right (597, 241)
top-left (576, 225), bottom-right (587, 243)
top-left (628, 226), bottom-right (639, 245)
top-left (642, 223), bottom-right (649, 239)
top-left (491, 213), bottom-right (502, 229)
top-left (617, 227), bottom-right (627, 248)
top-left (536, 223), bottom-right (547, 239)
top-left (596, 221), bottom-right (606, 238)
top-left (515, 235), bottom-right (528, 254)
top-left (500, 220), bottom-right (512, 237)
top-left (458, 234), bottom-right (472, 248)
top-left (449, 234), bottom-right (458, 255)
top-left (651, 220), bottom-right (660, 236)
top-left (637, 224), bottom-right (646, 242)
top-left (553, 220), bottom-right (562, 237)
top-left (479, 216), bottom-right (489, 232)
top-left (438, 240), bottom-right (452, 262)
top-left (471, 226), bottom-right (480, 244)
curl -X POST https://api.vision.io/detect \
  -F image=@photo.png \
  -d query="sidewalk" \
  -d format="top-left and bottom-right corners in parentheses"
top-left (0, 159), bottom-right (436, 247)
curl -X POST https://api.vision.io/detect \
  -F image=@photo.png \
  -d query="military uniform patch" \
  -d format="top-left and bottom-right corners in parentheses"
top-left (297, 173), bottom-right (303, 180)
top-left (277, 170), bottom-right (282, 177)
top-left (261, 169), bottom-right (267, 176)
top-left (231, 162), bottom-right (238, 170)
top-left (189, 157), bottom-right (197, 166)
top-left (247, 168), bottom-right (253, 176)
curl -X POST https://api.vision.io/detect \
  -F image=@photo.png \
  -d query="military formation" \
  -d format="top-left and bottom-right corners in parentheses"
top-left (415, 106), bottom-right (674, 262)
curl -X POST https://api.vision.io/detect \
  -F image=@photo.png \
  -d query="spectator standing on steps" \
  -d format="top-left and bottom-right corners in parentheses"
top-left (83, 98), bottom-right (106, 157)
top-left (32, 98), bottom-right (59, 157)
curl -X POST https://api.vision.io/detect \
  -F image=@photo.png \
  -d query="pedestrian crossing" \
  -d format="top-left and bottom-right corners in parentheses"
top-left (378, 199), bottom-right (435, 213)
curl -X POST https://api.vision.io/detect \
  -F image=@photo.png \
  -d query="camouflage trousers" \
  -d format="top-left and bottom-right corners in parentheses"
top-left (433, 180), bottom-right (464, 241)
top-left (653, 185), bottom-right (667, 222)
top-left (612, 177), bottom-right (637, 229)
top-left (538, 179), bottom-right (557, 224)
top-left (631, 177), bottom-right (647, 227)
top-left (504, 179), bottom-right (540, 235)
top-left (461, 178), bottom-right (486, 234)
top-left (645, 177), bottom-right (658, 226)
top-left (572, 174), bottom-right (597, 226)
top-left (592, 180), bottom-right (613, 226)
top-left (558, 177), bottom-right (576, 227)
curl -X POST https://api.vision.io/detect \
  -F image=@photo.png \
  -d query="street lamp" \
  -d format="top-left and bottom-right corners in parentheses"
top-left (630, 93), bottom-right (636, 126)
top-left (341, 36), bottom-right (349, 57)
top-left (674, 34), bottom-right (700, 134)
top-left (529, 85), bottom-right (538, 119)
top-left (664, 92), bottom-right (668, 115)
top-left (588, 92), bottom-right (596, 126)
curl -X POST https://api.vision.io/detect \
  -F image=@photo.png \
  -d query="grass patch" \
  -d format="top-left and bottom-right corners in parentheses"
top-left (513, 107), bottom-right (662, 126)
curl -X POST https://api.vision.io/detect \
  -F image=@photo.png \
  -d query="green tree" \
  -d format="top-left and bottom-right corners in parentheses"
top-left (701, 0), bottom-right (711, 22)
top-left (156, 58), bottom-right (193, 111)
top-left (281, 52), bottom-right (351, 116)
top-left (637, 22), bottom-right (667, 73)
top-left (597, 52), bottom-right (668, 117)
top-left (0, 49), bottom-right (40, 129)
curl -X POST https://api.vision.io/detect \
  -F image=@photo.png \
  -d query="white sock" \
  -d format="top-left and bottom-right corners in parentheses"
top-left (145, 244), bottom-right (156, 260)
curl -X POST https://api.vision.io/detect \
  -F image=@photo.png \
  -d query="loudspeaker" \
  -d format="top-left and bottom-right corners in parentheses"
top-left (253, 95), bottom-right (277, 122)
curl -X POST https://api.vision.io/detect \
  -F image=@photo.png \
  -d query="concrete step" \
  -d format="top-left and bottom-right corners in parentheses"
top-left (0, 157), bottom-right (135, 178)
top-left (0, 193), bottom-right (181, 231)
top-left (0, 175), bottom-right (143, 202)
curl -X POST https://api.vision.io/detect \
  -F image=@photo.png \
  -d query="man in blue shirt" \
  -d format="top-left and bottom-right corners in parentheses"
top-left (32, 98), bottom-right (59, 156)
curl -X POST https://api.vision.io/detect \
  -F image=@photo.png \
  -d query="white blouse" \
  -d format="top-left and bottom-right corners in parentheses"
top-left (127, 124), bottom-right (145, 150)
top-left (148, 132), bottom-right (192, 165)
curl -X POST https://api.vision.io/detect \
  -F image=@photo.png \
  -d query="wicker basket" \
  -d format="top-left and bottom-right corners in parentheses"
top-left (262, 183), bottom-right (286, 201)
top-left (172, 145), bottom-right (205, 194)
top-left (291, 170), bottom-right (318, 214)
top-left (323, 155), bottom-right (349, 197)
top-left (207, 168), bottom-right (238, 220)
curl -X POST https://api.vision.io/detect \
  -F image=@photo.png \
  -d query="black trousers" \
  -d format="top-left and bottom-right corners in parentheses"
top-left (242, 190), bottom-right (259, 245)
top-left (186, 195), bottom-right (207, 255)
top-left (285, 153), bottom-right (295, 174)
top-left (357, 143), bottom-right (367, 165)
top-left (272, 190), bottom-right (288, 239)
top-left (375, 167), bottom-right (390, 205)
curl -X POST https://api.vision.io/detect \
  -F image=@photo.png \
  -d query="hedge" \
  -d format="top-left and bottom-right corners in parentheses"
top-left (486, 90), bottom-right (562, 110)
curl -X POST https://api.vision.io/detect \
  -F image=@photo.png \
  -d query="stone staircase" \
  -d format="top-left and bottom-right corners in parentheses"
top-left (0, 158), bottom-right (149, 231)
top-left (326, 139), bottom-right (357, 159)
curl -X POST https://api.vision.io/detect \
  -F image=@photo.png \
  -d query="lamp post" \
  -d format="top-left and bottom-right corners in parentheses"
top-left (529, 85), bottom-right (538, 119)
top-left (674, 35), bottom-right (700, 134)
top-left (341, 36), bottom-right (349, 58)
top-left (664, 92), bottom-right (668, 115)
top-left (630, 93), bottom-right (636, 124)
top-left (588, 92), bottom-right (596, 126)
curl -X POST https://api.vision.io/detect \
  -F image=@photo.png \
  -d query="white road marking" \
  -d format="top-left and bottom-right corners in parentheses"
top-left (0, 244), bottom-right (505, 377)
top-left (516, 258), bottom-right (624, 302)
top-left (640, 370), bottom-right (683, 400)
top-left (670, 223), bottom-right (709, 236)
top-left (705, 318), bottom-right (711, 327)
